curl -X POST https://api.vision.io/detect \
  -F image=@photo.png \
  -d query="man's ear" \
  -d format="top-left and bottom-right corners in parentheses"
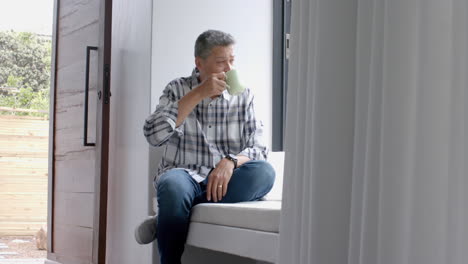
top-left (195, 57), bottom-right (203, 71)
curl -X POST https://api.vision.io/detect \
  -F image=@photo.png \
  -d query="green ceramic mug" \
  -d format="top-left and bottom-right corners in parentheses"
top-left (225, 69), bottom-right (246, 95)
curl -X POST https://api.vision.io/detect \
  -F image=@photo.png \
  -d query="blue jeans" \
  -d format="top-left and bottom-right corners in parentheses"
top-left (155, 160), bottom-right (275, 264)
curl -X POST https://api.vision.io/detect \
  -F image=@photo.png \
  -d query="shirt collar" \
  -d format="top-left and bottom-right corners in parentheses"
top-left (191, 68), bottom-right (231, 101)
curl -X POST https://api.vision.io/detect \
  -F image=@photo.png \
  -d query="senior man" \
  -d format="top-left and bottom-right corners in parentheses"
top-left (135, 30), bottom-right (275, 264)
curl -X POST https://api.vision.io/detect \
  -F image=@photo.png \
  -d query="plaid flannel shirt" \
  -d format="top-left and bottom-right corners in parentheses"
top-left (144, 69), bottom-right (268, 183)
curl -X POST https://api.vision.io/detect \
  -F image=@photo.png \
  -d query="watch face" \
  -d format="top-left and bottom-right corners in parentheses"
top-left (229, 154), bottom-right (238, 161)
top-left (227, 154), bottom-right (238, 168)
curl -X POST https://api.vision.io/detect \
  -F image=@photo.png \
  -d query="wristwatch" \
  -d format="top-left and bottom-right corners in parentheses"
top-left (225, 154), bottom-right (238, 169)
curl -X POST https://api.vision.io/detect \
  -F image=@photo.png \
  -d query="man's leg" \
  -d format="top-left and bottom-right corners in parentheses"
top-left (156, 169), bottom-right (201, 264)
top-left (196, 160), bottom-right (276, 204)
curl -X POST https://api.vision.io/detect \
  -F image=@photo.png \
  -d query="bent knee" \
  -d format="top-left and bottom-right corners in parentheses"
top-left (156, 169), bottom-right (190, 194)
top-left (240, 160), bottom-right (276, 185)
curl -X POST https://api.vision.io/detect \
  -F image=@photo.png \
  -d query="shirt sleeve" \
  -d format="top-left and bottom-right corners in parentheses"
top-left (238, 93), bottom-right (269, 160)
top-left (143, 83), bottom-right (184, 147)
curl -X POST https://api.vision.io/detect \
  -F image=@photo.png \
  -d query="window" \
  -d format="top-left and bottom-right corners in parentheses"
top-left (272, 0), bottom-right (291, 151)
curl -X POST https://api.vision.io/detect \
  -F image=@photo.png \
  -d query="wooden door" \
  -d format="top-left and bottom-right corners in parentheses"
top-left (47, 0), bottom-right (112, 263)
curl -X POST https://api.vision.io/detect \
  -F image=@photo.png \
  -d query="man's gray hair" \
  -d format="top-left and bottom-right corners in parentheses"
top-left (195, 30), bottom-right (235, 59)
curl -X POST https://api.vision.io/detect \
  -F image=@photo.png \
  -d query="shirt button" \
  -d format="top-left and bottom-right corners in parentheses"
top-left (209, 125), bottom-right (212, 128)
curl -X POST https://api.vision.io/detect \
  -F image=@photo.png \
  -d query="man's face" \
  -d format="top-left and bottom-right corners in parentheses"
top-left (196, 45), bottom-right (235, 81)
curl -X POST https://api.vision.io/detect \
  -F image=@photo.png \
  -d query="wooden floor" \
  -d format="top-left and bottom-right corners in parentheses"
top-left (0, 259), bottom-right (45, 264)
top-left (0, 115), bottom-right (49, 236)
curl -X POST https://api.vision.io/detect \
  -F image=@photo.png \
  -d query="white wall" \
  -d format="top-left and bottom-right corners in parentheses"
top-left (151, 0), bottom-right (273, 148)
top-left (106, 0), bottom-right (153, 263)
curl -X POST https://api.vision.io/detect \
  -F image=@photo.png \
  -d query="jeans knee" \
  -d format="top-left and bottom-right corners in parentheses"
top-left (157, 170), bottom-right (187, 191)
top-left (157, 178), bottom-right (176, 197)
top-left (241, 160), bottom-right (276, 188)
top-left (156, 169), bottom-right (195, 211)
top-left (263, 160), bottom-right (275, 175)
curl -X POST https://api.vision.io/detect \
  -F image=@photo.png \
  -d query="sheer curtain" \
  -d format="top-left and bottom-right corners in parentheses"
top-left (278, 0), bottom-right (468, 264)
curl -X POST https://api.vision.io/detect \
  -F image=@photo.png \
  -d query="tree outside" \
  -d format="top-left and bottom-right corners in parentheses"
top-left (0, 30), bottom-right (51, 118)
top-left (1, 1), bottom-right (52, 262)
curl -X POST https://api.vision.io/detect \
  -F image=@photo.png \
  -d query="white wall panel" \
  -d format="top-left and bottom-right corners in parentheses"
top-left (106, 0), bottom-right (153, 263)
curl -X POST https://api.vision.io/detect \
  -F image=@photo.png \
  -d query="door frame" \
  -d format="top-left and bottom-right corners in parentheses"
top-left (92, 0), bottom-right (112, 263)
top-left (47, 0), bottom-right (58, 255)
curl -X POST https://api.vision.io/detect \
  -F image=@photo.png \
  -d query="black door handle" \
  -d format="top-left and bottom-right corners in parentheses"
top-left (84, 46), bottom-right (98, 146)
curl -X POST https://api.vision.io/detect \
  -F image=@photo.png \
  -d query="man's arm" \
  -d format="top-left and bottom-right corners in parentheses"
top-left (144, 72), bottom-right (227, 147)
top-left (175, 89), bottom-right (204, 127)
top-left (143, 85), bottom-right (181, 147)
top-left (175, 72), bottom-right (227, 127)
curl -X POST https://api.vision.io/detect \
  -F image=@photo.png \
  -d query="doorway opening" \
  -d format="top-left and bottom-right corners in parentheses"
top-left (0, 0), bottom-right (53, 262)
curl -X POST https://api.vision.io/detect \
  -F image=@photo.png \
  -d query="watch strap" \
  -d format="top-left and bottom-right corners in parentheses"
top-left (225, 154), bottom-right (238, 169)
